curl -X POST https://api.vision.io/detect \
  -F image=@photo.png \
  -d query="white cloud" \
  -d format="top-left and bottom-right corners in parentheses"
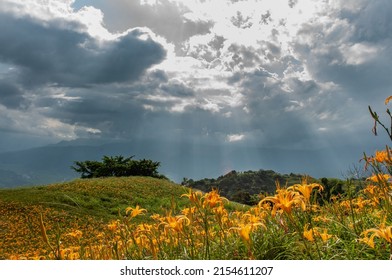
top-left (0, 103), bottom-right (98, 140)
top-left (340, 43), bottom-right (380, 65)
top-left (227, 133), bottom-right (245, 142)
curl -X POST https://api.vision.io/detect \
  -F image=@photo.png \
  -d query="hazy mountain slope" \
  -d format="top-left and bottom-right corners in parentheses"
top-left (0, 138), bottom-right (363, 188)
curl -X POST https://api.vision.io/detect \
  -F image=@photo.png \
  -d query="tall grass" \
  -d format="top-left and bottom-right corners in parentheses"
top-left (16, 173), bottom-right (391, 260)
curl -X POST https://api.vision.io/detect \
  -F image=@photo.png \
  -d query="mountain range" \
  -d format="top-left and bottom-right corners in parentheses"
top-left (0, 138), bottom-right (367, 188)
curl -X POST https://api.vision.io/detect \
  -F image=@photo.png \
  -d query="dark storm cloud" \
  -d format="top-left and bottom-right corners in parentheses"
top-left (292, 0), bottom-right (392, 101)
top-left (0, 12), bottom-right (166, 88)
top-left (42, 90), bottom-right (145, 137)
top-left (93, 29), bottom-right (167, 84)
top-left (342, 0), bottom-right (392, 43)
top-left (0, 80), bottom-right (28, 109)
top-left (226, 67), bottom-right (340, 149)
top-left (36, 72), bottom-right (197, 139)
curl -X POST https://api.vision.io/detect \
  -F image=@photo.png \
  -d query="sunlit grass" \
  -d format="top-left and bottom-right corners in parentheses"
top-left (1, 168), bottom-right (391, 259)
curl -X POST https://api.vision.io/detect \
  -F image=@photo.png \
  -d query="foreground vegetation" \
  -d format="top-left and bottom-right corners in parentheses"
top-left (1, 97), bottom-right (392, 260)
top-left (1, 170), bottom-right (391, 260)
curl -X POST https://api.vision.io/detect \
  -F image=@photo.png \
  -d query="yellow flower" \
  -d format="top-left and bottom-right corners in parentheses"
top-left (203, 189), bottom-right (227, 208)
top-left (107, 220), bottom-right (119, 232)
top-left (316, 228), bottom-right (333, 243)
top-left (362, 224), bottom-right (392, 244)
top-left (303, 224), bottom-right (314, 242)
top-left (366, 174), bottom-right (391, 183)
top-left (385, 95), bottom-right (392, 105)
top-left (287, 178), bottom-right (323, 204)
top-left (213, 205), bottom-right (228, 220)
top-left (373, 149), bottom-right (392, 163)
top-left (232, 223), bottom-right (264, 244)
top-left (260, 188), bottom-right (305, 216)
top-left (126, 205), bottom-right (147, 218)
top-left (181, 206), bottom-right (197, 216)
top-left (162, 214), bottom-right (190, 233)
top-left (181, 189), bottom-right (203, 204)
top-left (67, 230), bottom-right (83, 240)
top-left (242, 213), bottom-right (261, 224)
top-left (136, 223), bottom-right (152, 233)
top-left (238, 224), bottom-right (252, 243)
top-left (363, 184), bottom-right (378, 196)
top-left (359, 236), bottom-right (375, 249)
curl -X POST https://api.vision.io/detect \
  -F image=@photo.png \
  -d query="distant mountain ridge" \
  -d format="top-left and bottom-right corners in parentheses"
top-left (0, 138), bottom-right (364, 188)
top-left (0, 169), bottom-right (31, 188)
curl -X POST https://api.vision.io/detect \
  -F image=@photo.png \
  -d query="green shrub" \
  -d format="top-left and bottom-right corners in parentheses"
top-left (71, 155), bottom-right (166, 179)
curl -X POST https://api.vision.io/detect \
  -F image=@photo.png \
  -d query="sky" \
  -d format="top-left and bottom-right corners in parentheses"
top-left (1, 0), bottom-right (392, 180)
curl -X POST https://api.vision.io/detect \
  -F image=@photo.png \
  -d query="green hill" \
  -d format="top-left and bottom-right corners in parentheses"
top-left (0, 176), bottom-right (192, 222)
top-left (0, 177), bottom-right (189, 259)
top-left (0, 176), bottom-right (246, 259)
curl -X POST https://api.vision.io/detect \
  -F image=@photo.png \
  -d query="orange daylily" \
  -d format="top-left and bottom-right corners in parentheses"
top-left (126, 205), bottom-right (147, 218)
top-left (366, 174), bottom-right (391, 183)
top-left (316, 228), bottom-right (333, 243)
top-left (260, 188), bottom-right (305, 216)
top-left (161, 214), bottom-right (190, 233)
top-left (287, 178), bottom-right (323, 204)
top-left (203, 189), bottom-right (227, 208)
top-left (385, 95), bottom-right (392, 105)
top-left (362, 224), bottom-right (392, 245)
top-left (181, 189), bottom-right (203, 204)
top-left (303, 224), bottom-right (315, 242)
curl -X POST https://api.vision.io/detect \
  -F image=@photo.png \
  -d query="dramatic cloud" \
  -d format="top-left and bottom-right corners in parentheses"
top-left (0, 12), bottom-right (166, 87)
top-left (0, 0), bottom-right (167, 140)
top-left (0, 0), bottom-right (391, 180)
top-left (72, 0), bottom-right (214, 46)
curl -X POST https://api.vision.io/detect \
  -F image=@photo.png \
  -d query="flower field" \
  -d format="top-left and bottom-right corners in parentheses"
top-left (1, 170), bottom-right (391, 259)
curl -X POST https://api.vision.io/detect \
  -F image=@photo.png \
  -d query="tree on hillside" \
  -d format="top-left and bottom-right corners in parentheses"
top-left (71, 155), bottom-right (166, 179)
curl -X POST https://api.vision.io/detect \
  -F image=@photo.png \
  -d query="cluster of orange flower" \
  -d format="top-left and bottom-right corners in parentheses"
top-left (3, 146), bottom-right (392, 260)
top-left (91, 189), bottom-right (268, 259)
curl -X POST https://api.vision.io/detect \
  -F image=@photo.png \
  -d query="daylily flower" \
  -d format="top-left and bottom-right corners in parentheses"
top-left (260, 188), bottom-right (305, 216)
top-left (181, 189), bottom-right (203, 204)
top-left (231, 222), bottom-right (264, 245)
top-left (126, 205), bottom-right (147, 218)
top-left (317, 228), bottom-right (333, 243)
top-left (203, 189), bottom-right (227, 208)
top-left (385, 95), bottom-right (392, 105)
top-left (359, 236), bottom-right (375, 249)
top-left (303, 224), bottom-right (314, 242)
top-left (362, 224), bottom-right (392, 244)
top-left (66, 230), bottom-right (83, 240)
top-left (287, 178), bottom-right (323, 204)
top-left (161, 214), bottom-right (190, 233)
top-left (107, 220), bottom-right (119, 232)
top-left (366, 174), bottom-right (391, 183)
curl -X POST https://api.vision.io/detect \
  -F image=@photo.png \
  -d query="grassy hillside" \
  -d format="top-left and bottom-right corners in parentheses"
top-left (0, 176), bottom-right (246, 260)
top-left (0, 177), bottom-right (190, 221)
top-left (0, 177), bottom-right (191, 259)
top-left (1, 173), bottom-right (391, 260)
